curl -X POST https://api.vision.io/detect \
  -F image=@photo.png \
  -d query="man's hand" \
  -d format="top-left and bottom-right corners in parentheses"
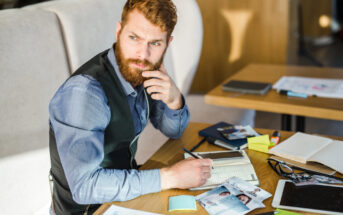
top-left (160, 157), bottom-right (213, 190)
top-left (142, 64), bottom-right (183, 110)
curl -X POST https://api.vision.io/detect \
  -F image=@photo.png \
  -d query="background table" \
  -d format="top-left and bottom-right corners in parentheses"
top-left (205, 64), bottom-right (343, 131)
top-left (94, 122), bottom-right (343, 215)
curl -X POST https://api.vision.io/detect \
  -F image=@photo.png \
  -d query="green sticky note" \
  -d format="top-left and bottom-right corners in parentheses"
top-left (168, 195), bottom-right (196, 212)
top-left (247, 135), bottom-right (271, 153)
top-left (275, 208), bottom-right (302, 215)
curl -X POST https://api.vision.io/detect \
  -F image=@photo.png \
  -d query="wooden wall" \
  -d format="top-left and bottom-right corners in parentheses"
top-left (190, 0), bottom-right (298, 93)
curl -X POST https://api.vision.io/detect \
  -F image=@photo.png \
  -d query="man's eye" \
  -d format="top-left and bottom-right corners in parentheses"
top-left (151, 42), bottom-right (160, 46)
top-left (129, 35), bottom-right (136, 40)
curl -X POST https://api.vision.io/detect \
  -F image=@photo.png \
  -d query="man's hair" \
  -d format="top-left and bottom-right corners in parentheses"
top-left (121, 0), bottom-right (177, 39)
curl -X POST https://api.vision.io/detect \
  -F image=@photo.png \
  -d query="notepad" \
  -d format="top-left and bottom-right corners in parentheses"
top-left (168, 195), bottom-right (196, 212)
top-left (248, 135), bottom-right (273, 153)
top-left (185, 150), bottom-right (259, 190)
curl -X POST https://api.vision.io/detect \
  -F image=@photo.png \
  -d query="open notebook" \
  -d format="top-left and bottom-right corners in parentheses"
top-left (269, 132), bottom-right (343, 174)
top-left (185, 150), bottom-right (259, 190)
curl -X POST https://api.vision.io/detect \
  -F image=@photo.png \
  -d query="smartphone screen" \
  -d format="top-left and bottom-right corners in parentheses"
top-left (280, 181), bottom-right (343, 212)
top-left (198, 151), bottom-right (243, 159)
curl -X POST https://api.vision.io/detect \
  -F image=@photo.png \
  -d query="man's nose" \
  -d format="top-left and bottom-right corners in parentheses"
top-left (137, 43), bottom-right (150, 60)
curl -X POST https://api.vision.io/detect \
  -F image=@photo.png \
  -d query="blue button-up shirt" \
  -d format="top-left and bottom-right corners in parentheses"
top-left (49, 48), bottom-right (190, 204)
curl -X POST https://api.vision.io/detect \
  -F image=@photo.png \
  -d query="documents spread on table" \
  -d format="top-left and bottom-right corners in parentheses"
top-left (272, 76), bottom-right (343, 99)
top-left (103, 204), bottom-right (162, 215)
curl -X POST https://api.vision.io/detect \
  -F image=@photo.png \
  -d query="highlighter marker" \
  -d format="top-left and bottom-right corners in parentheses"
top-left (279, 90), bottom-right (308, 98)
top-left (270, 131), bottom-right (280, 145)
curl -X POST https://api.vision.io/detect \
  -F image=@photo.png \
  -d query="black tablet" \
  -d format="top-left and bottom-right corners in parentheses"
top-left (222, 80), bottom-right (272, 95)
top-left (272, 180), bottom-right (343, 215)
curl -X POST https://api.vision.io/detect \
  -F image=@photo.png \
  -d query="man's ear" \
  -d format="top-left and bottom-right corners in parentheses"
top-left (115, 21), bottom-right (122, 40)
top-left (167, 36), bottom-right (173, 48)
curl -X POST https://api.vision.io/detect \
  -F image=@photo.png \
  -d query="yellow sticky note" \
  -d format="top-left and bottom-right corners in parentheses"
top-left (247, 135), bottom-right (271, 153)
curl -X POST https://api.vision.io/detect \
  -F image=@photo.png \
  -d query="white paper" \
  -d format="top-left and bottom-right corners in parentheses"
top-left (103, 205), bottom-right (162, 215)
top-left (272, 76), bottom-right (343, 99)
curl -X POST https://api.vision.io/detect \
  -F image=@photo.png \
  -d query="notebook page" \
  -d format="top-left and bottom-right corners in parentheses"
top-left (309, 140), bottom-right (343, 174)
top-left (269, 132), bottom-right (332, 163)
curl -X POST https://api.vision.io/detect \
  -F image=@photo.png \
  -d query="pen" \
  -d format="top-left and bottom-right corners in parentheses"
top-left (182, 147), bottom-right (201, 159)
top-left (279, 90), bottom-right (308, 98)
top-left (190, 137), bottom-right (207, 152)
top-left (182, 147), bottom-right (214, 169)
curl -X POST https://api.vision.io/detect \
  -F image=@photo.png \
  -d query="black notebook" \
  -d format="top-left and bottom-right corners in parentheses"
top-left (198, 122), bottom-right (248, 150)
top-left (222, 80), bottom-right (272, 95)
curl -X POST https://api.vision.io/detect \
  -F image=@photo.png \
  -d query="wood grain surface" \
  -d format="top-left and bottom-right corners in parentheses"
top-left (94, 122), bottom-right (343, 215)
top-left (205, 64), bottom-right (343, 121)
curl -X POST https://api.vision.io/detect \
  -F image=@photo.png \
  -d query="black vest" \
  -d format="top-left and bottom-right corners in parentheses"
top-left (49, 49), bottom-right (151, 214)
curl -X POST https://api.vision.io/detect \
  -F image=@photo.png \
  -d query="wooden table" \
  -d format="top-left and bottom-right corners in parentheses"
top-left (94, 122), bottom-right (343, 215)
top-left (205, 64), bottom-right (343, 131)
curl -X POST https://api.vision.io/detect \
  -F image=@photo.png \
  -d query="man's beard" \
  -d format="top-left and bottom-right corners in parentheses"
top-left (114, 38), bottom-right (165, 88)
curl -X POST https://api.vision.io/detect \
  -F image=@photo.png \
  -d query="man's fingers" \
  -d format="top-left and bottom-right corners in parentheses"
top-left (150, 93), bottom-right (163, 101)
top-left (142, 70), bottom-right (168, 80)
top-left (146, 85), bottom-right (166, 95)
top-left (198, 158), bottom-right (213, 167)
top-left (202, 171), bottom-right (211, 179)
top-left (144, 78), bottom-right (167, 88)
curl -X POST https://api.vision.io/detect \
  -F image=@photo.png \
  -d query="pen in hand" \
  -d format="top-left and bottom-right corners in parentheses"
top-left (182, 147), bottom-right (213, 169)
top-left (182, 147), bottom-right (201, 159)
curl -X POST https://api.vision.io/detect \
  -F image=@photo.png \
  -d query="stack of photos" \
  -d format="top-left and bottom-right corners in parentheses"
top-left (196, 177), bottom-right (271, 215)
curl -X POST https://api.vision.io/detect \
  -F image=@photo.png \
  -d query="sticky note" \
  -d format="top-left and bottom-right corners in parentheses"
top-left (247, 135), bottom-right (271, 153)
top-left (275, 208), bottom-right (302, 215)
top-left (168, 195), bottom-right (196, 212)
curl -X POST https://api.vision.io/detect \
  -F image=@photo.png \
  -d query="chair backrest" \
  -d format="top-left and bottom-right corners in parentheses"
top-left (32, 0), bottom-right (203, 95)
top-left (0, 8), bottom-right (70, 214)
top-left (0, 8), bottom-right (70, 157)
top-left (167, 0), bottom-right (203, 95)
top-left (26, 0), bottom-right (126, 73)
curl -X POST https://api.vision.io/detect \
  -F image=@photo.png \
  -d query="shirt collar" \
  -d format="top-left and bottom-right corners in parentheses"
top-left (107, 45), bottom-right (138, 97)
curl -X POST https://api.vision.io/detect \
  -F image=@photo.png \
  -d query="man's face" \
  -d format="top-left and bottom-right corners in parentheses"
top-left (237, 195), bottom-right (250, 205)
top-left (115, 9), bottom-right (170, 87)
top-left (219, 191), bottom-right (230, 197)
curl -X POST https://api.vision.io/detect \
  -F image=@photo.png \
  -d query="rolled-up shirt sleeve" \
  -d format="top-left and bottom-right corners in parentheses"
top-left (150, 96), bottom-right (190, 139)
top-left (49, 75), bottom-right (161, 204)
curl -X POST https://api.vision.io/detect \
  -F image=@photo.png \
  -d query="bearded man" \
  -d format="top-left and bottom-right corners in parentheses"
top-left (48, 0), bottom-right (213, 214)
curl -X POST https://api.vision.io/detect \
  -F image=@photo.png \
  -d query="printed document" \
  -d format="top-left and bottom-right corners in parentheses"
top-left (196, 176), bottom-right (271, 215)
top-left (273, 76), bottom-right (343, 99)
